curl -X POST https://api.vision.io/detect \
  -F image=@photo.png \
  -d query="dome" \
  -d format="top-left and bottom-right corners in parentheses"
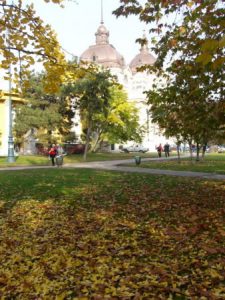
top-left (80, 22), bottom-right (125, 69)
top-left (129, 35), bottom-right (156, 74)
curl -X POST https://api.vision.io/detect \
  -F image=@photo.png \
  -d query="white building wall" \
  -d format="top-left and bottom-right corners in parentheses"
top-left (109, 67), bottom-right (172, 152)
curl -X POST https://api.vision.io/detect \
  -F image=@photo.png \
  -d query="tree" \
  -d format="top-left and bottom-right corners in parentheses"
top-left (146, 66), bottom-right (224, 161)
top-left (67, 69), bottom-right (115, 160)
top-left (113, 1), bottom-right (224, 68)
top-left (114, 0), bottom-right (225, 156)
top-left (64, 68), bottom-right (143, 159)
top-left (14, 72), bottom-right (74, 147)
top-left (0, 0), bottom-right (67, 92)
top-left (89, 85), bottom-right (143, 152)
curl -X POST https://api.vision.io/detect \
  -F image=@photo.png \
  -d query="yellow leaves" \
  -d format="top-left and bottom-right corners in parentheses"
top-left (0, 0), bottom-right (67, 91)
top-left (20, 17), bottom-right (29, 24)
top-left (55, 292), bottom-right (69, 300)
top-left (179, 26), bottom-right (186, 35)
top-left (196, 53), bottom-right (212, 65)
top-left (209, 269), bottom-right (224, 280)
top-left (118, 220), bottom-right (137, 230)
top-left (0, 172), bottom-right (224, 299)
top-left (11, 253), bottom-right (23, 263)
top-left (187, 1), bottom-right (195, 7)
top-left (219, 35), bottom-right (225, 48)
top-left (201, 38), bottom-right (219, 52)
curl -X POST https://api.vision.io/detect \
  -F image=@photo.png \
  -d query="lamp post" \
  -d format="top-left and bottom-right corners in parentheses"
top-left (7, 0), bottom-right (15, 163)
top-left (7, 63), bottom-right (15, 163)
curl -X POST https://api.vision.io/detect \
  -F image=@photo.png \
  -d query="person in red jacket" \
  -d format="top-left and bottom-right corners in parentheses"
top-left (156, 143), bottom-right (163, 157)
top-left (48, 144), bottom-right (57, 166)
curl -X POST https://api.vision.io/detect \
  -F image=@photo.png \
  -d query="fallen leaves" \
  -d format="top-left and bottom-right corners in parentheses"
top-left (0, 170), bottom-right (224, 299)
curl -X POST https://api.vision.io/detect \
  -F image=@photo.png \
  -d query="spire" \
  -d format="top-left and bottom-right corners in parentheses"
top-left (140, 30), bottom-right (149, 53)
top-left (95, 0), bottom-right (109, 44)
top-left (101, 0), bottom-right (104, 24)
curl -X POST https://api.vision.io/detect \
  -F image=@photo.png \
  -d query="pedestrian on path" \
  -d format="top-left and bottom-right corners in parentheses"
top-left (156, 143), bottom-right (163, 157)
top-left (164, 143), bottom-right (170, 157)
top-left (48, 144), bottom-right (58, 166)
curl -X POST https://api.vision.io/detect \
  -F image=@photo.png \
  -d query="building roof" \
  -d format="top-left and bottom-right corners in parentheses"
top-left (80, 22), bottom-right (125, 69)
top-left (129, 34), bottom-right (156, 74)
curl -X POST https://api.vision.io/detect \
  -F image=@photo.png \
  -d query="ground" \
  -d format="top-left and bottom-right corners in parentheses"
top-left (0, 167), bottom-right (224, 299)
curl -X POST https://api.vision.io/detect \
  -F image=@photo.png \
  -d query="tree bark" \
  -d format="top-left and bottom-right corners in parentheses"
top-left (91, 130), bottom-right (102, 153)
top-left (176, 142), bottom-right (181, 163)
top-left (83, 118), bottom-right (92, 161)
top-left (196, 143), bottom-right (200, 161)
top-left (188, 141), bottom-right (193, 160)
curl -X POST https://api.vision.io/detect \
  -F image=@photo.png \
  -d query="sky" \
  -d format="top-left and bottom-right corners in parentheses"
top-left (32, 0), bottom-right (148, 64)
top-left (0, 0), bottom-right (149, 90)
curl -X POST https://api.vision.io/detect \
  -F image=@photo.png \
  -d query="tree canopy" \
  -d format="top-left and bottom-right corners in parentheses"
top-left (64, 68), bottom-right (143, 158)
top-left (14, 72), bottom-right (74, 146)
top-left (113, 0), bottom-right (224, 69)
top-left (114, 0), bottom-right (225, 152)
top-left (0, 0), bottom-right (67, 92)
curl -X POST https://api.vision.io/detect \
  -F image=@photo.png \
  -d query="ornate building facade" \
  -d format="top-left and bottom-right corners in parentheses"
top-left (78, 20), bottom-right (169, 151)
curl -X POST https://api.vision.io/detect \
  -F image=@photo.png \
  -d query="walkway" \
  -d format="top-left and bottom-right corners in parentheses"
top-left (0, 157), bottom-right (225, 180)
top-left (64, 157), bottom-right (225, 180)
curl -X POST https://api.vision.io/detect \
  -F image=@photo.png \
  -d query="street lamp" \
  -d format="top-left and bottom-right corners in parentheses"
top-left (7, 0), bottom-right (15, 163)
top-left (7, 63), bottom-right (15, 163)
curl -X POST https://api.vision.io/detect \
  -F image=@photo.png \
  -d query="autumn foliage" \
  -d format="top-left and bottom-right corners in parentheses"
top-left (0, 169), bottom-right (224, 299)
top-left (0, 0), bottom-right (66, 92)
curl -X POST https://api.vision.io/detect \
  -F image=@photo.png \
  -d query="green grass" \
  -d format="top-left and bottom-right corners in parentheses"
top-left (0, 168), bottom-right (224, 299)
top-left (0, 152), bottom-right (159, 167)
top-left (125, 153), bottom-right (225, 174)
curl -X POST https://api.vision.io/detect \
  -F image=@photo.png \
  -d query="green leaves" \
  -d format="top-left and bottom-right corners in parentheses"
top-left (14, 72), bottom-right (74, 145)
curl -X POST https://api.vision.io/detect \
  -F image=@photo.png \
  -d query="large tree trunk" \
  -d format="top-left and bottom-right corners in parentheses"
top-left (201, 143), bottom-right (207, 160)
top-left (91, 130), bottom-right (102, 153)
top-left (196, 143), bottom-right (200, 161)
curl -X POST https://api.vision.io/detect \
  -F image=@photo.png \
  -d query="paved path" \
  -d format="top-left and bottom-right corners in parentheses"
top-left (64, 157), bottom-right (225, 180)
top-left (0, 157), bottom-right (225, 180)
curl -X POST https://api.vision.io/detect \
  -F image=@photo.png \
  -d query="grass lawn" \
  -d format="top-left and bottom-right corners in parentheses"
top-left (0, 168), bottom-right (224, 299)
top-left (0, 152), bottom-right (159, 168)
top-left (125, 153), bottom-right (225, 175)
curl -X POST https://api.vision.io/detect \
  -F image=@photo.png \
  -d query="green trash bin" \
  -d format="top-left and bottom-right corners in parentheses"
top-left (134, 156), bottom-right (141, 165)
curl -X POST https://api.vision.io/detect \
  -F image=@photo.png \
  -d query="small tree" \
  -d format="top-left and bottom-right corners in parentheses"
top-left (70, 69), bottom-right (114, 160)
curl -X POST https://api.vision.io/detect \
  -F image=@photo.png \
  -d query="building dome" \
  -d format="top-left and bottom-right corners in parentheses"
top-left (80, 22), bottom-right (125, 69)
top-left (129, 34), bottom-right (156, 74)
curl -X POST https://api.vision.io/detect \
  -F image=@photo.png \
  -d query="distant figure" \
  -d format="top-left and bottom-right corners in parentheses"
top-left (156, 143), bottom-right (163, 157)
top-left (48, 144), bottom-right (58, 166)
top-left (164, 143), bottom-right (170, 157)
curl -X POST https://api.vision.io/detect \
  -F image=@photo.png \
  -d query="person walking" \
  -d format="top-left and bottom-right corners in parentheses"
top-left (164, 142), bottom-right (170, 157)
top-left (156, 143), bottom-right (163, 157)
top-left (48, 144), bottom-right (57, 166)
